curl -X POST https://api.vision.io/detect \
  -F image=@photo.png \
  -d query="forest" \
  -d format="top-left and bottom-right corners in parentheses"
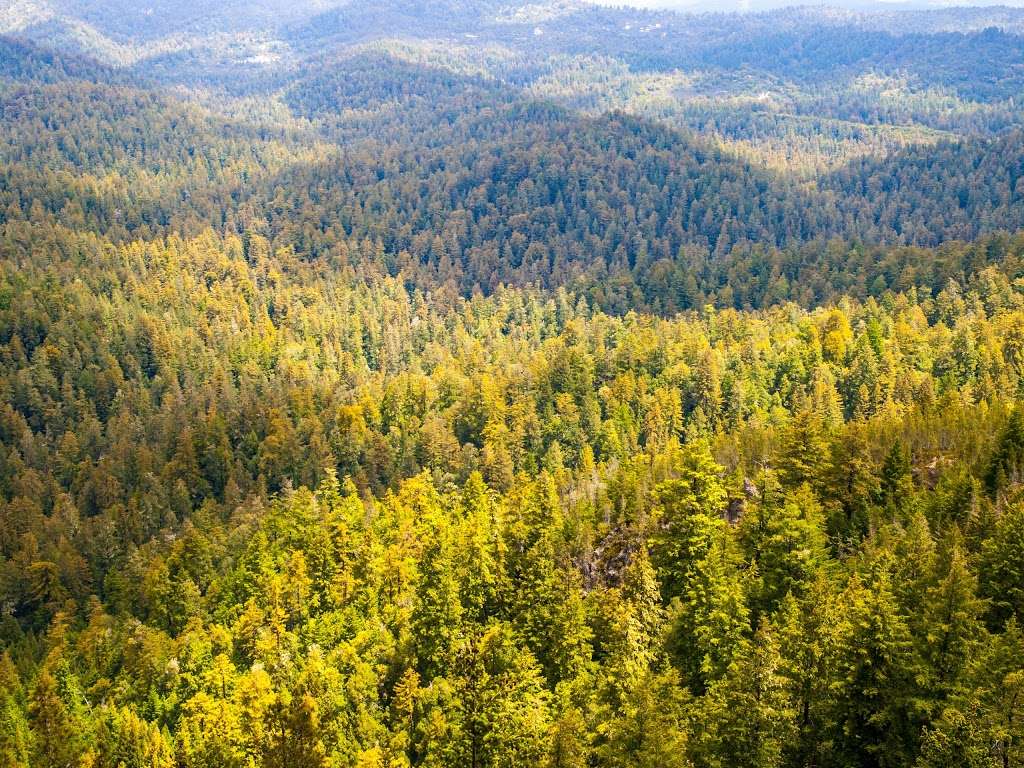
top-left (3, 0), bottom-right (1024, 766)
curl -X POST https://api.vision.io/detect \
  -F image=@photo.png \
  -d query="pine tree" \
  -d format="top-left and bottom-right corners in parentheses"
top-left (984, 408), bottom-right (1024, 497)
top-left (825, 427), bottom-right (881, 545)
top-left (777, 411), bottom-right (829, 490)
top-left (980, 499), bottom-right (1024, 626)
top-left (447, 625), bottom-right (552, 768)
top-left (665, 531), bottom-right (749, 693)
top-left (696, 624), bottom-right (797, 768)
top-left (739, 484), bottom-right (828, 619)
top-left (879, 440), bottom-right (915, 522)
top-left (94, 707), bottom-right (175, 768)
top-left (412, 510), bottom-right (464, 679)
top-left (546, 686), bottom-right (590, 768)
top-left (28, 667), bottom-right (90, 768)
top-left (595, 669), bottom-right (692, 768)
top-left (918, 620), bottom-right (1024, 768)
top-left (828, 569), bottom-right (925, 767)
top-left (0, 653), bottom-right (30, 768)
top-left (651, 441), bottom-right (728, 602)
top-left (598, 547), bottom-right (666, 702)
top-left (919, 538), bottom-right (986, 702)
top-left (773, 581), bottom-right (841, 768)
top-left (916, 701), bottom-right (1000, 768)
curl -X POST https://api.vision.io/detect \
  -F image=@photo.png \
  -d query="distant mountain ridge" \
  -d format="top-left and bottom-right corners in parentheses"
top-left (5, 0), bottom-right (1024, 69)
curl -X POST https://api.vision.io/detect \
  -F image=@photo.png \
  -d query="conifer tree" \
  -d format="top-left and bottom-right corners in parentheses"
top-left (696, 624), bottom-right (797, 768)
top-left (980, 498), bottom-right (1024, 626)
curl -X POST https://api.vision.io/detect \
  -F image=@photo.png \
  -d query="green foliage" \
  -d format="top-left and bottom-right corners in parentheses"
top-left (0, 220), bottom-right (1021, 765)
top-left (918, 620), bottom-right (1024, 768)
top-left (594, 669), bottom-right (692, 768)
top-left (695, 625), bottom-right (796, 768)
top-left (739, 485), bottom-right (829, 618)
top-left (980, 498), bottom-right (1024, 627)
top-left (3, 6), bottom-right (1024, 766)
top-left (651, 441), bottom-right (728, 601)
top-left (827, 569), bottom-right (926, 767)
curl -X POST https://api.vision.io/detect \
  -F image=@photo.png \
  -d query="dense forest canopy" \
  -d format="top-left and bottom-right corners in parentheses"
top-left (3, 1), bottom-right (1024, 767)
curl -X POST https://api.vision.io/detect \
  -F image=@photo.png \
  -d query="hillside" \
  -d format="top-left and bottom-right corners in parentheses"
top-left (2, 3), bottom-right (1024, 768)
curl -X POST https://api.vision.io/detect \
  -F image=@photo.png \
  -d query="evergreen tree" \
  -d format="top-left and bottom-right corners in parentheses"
top-left (827, 569), bottom-right (925, 767)
top-left (595, 669), bottom-right (692, 768)
top-left (27, 667), bottom-right (90, 768)
top-left (980, 499), bottom-right (1024, 626)
top-left (739, 484), bottom-right (828, 619)
top-left (696, 624), bottom-right (796, 768)
top-left (651, 441), bottom-right (728, 602)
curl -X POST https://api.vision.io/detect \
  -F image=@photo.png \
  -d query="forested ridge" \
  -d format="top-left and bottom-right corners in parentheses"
top-left (4, 49), bottom-right (1024, 314)
top-left (4, 1), bottom-right (1024, 766)
top-left (4, 216), bottom-right (1024, 767)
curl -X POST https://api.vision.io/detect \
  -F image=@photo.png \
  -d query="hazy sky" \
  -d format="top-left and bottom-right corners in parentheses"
top-left (595, 0), bottom-right (1024, 8)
